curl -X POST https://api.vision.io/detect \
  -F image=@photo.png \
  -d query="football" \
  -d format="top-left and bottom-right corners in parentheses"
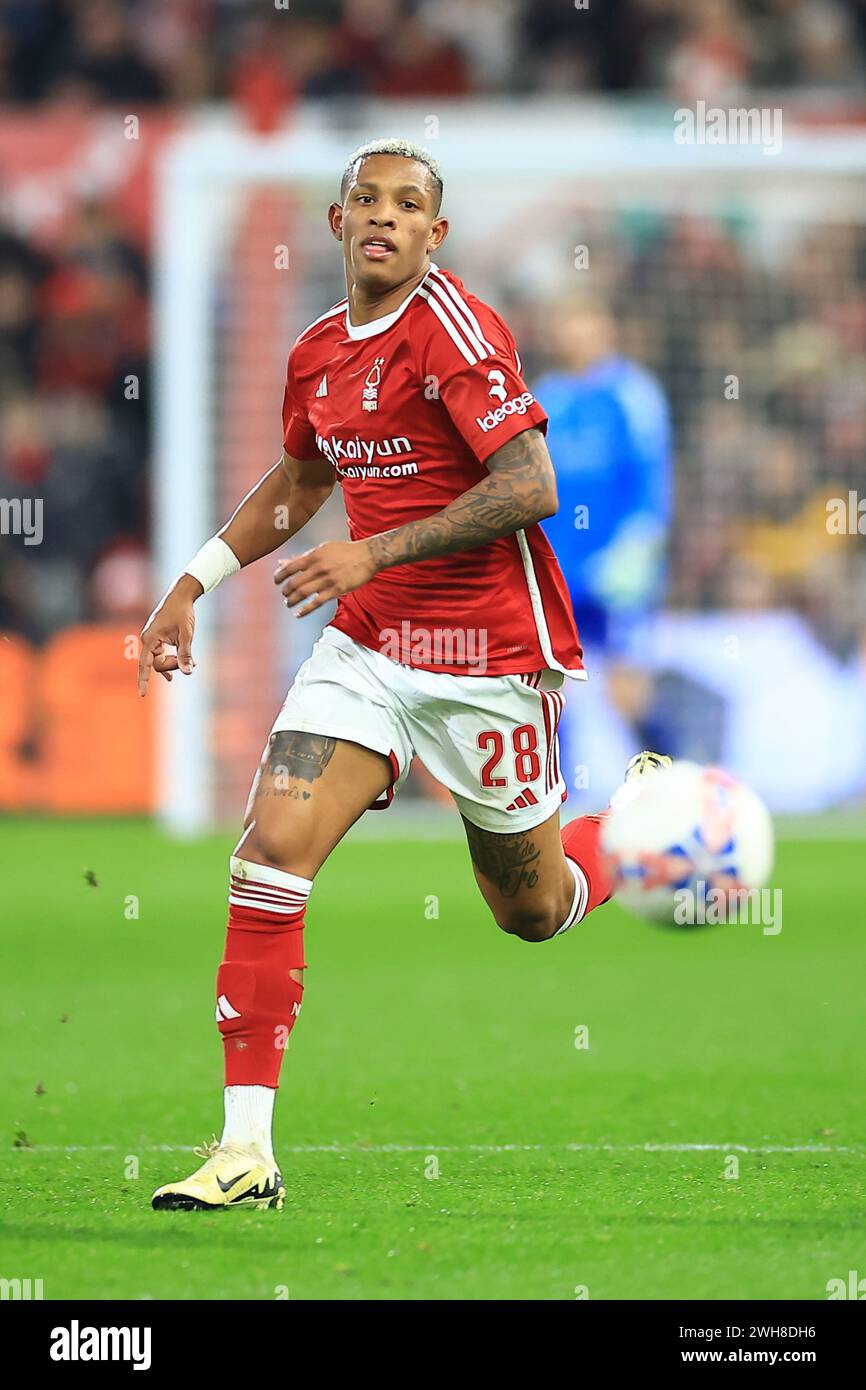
top-left (601, 761), bottom-right (775, 926)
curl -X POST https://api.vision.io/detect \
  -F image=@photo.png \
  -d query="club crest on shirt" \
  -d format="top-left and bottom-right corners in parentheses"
top-left (362, 357), bottom-right (385, 412)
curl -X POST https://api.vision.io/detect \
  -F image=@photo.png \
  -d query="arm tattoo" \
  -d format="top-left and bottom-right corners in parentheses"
top-left (463, 818), bottom-right (541, 898)
top-left (367, 427), bottom-right (556, 571)
top-left (264, 731), bottom-right (336, 797)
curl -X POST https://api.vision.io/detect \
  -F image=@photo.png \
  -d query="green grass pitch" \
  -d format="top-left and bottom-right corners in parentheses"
top-left (3, 816), bottom-right (865, 1301)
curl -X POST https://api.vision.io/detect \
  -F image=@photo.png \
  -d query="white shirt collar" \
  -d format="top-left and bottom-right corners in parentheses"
top-left (344, 262), bottom-right (438, 340)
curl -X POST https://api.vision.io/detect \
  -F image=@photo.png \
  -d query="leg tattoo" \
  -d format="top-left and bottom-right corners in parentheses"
top-left (265, 731), bottom-right (336, 798)
top-left (462, 818), bottom-right (541, 898)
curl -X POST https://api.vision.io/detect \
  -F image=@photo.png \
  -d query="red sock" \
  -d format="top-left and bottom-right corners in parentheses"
top-left (560, 813), bottom-right (614, 923)
top-left (215, 856), bottom-right (312, 1088)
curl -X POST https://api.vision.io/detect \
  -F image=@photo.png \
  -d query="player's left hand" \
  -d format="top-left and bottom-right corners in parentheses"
top-left (274, 540), bottom-right (377, 617)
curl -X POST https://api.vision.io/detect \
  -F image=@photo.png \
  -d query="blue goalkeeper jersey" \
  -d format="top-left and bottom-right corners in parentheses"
top-left (535, 355), bottom-right (672, 606)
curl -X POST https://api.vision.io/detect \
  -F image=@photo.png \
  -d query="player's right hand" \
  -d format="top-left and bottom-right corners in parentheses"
top-left (138, 574), bottom-right (203, 697)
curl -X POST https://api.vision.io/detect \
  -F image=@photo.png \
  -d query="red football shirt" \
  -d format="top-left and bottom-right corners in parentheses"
top-left (282, 262), bottom-right (585, 679)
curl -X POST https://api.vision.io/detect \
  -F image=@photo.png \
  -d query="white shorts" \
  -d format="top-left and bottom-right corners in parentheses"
top-left (266, 625), bottom-right (568, 833)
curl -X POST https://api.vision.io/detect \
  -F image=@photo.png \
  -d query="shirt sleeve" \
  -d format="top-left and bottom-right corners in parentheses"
top-left (281, 346), bottom-right (319, 460)
top-left (419, 294), bottom-right (548, 464)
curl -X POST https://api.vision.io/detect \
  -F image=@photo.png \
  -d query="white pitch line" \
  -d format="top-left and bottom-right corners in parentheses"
top-left (8, 1141), bottom-right (862, 1156)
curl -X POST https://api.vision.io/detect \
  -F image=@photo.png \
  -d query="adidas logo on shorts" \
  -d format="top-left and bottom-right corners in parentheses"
top-left (506, 788), bottom-right (539, 811)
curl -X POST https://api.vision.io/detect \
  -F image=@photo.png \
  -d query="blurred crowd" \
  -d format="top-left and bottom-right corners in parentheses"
top-left (0, 0), bottom-right (864, 106)
top-left (0, 200), bottom-right (150, 638)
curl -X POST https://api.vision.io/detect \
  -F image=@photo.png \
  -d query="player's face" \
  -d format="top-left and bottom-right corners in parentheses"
top-left (330, 155), bottom-right (448, 295)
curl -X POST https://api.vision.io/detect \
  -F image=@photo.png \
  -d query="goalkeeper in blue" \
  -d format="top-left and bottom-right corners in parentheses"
top-left (535, 293), bottom-right (673, 807)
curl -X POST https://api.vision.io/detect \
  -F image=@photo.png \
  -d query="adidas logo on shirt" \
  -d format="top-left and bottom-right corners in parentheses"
top-left (316, 374), bottom-right (328, 397)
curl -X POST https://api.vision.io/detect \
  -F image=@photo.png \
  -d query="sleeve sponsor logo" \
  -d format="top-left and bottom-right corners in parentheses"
top-left (487, 368), bottom-right (508, 401)
top-left (476, 391), bottom-right (536, 432)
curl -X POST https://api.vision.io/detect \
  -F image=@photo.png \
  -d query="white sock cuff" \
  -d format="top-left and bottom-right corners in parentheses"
top-left (229, 856), bottom-right (313, 915)
top-left (554, 857), bottom-right (589, 936)
top-left (222, 1084), bottom-right (276, 1161)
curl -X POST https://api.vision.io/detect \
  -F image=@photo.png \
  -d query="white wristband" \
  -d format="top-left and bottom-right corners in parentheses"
top-left (184, 536), bottom-right (241, 595)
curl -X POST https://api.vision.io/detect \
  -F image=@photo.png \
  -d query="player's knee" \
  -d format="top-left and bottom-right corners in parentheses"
top-left (244, 825), bottom-right (289, 869)
top-left (494, 881), bottom-right (574, 942)
top-left (495, 899), bottom-right (560, 943)
top-left (235, 820), bottom-right (312, 877)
